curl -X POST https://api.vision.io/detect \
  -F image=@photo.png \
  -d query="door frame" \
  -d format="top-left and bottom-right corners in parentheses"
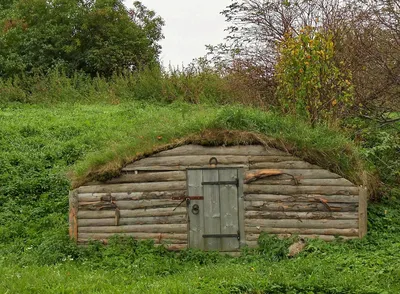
top-left (186, 167), bottom-right (245, 251)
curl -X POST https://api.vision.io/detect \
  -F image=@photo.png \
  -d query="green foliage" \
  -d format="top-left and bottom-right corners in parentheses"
top-left (256, 233), bottom-right (293, 261)
top-left (0, 0), bottom-right (164, 77)
top-left (0, 101), bottom-right (398, 293)
top-left (276, 27), bottom-right (354, 125)
top-left (0, 66), bottom-right (245, 105)
top-left (0, 102), bottom-right (364, 242)
top-left (346, 117), bottom-right (400, 199)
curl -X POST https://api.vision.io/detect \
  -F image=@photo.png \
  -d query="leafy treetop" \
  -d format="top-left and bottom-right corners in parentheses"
top-left (0, 0), bottom-right (164, 78)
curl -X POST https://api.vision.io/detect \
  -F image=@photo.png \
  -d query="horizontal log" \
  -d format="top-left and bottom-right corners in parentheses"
top-left (250, 161), bottom-right (320, 170)
top-left (126, 155), bottom-right (250, 168)
top-left (244, 227), bottom-right (359, 236)
top-left (78, 191), bottom-right (187, 202)
top-left (245, 201), bottom-right (358, 212)
top-left (77, 181), bottom-right (186, 193)
top-left (246, 169), bottom-right (342, 179)
top-left (244, 185), bottom-right (359, 195)
top-left (245, 234), bottom-right (357, 246)
top-left (78, 232), bottom-right (188, 241)
top-left (244, 194), bottom-right (359, 203)
top-left (125, 156), bottom-right (303, 170)
top-left (244, 211), bottom-right (358, 220)
top-left (79, 199), bottom-right (183, 211)
top-left (249, 178), bottom-right (355, 186)
top-left (78, 207), bottom-right (187, 219)
top-left (79, 224), bottom-right (187, 234)
top-left (160, 244), bottom-right (187, 251)
top-left (76, 240), bottom-right (188, 250)
top-left (78, 215), bottom-right (187, 227)
top-left (87, 171), bottom-right (187, 185)
top-left (245, 233), bottom-right (357, 242)
top-left (153, 145), bottom-right (290, 157)
top-left (245, 218), bottom-right (358, 229)
top-left (79, 238), bottom-right (188, 244)
top-left (122, 164), bottom-right (247, 172)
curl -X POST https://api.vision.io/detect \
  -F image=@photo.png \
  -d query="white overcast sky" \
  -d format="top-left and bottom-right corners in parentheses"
top-left (123, 0), bottom-right (232, 67)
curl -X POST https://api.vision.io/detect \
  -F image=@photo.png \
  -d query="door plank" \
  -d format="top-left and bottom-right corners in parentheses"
top-left (203, 169), bottom-right (221, 251)
top-left (187, 170), bottom-right (204, 249)
top-left (219, 169), bottom-right (239, 251)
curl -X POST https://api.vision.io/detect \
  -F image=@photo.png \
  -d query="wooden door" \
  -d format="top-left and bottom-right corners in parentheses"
top-left (187, 168), bottom-right (241, 251)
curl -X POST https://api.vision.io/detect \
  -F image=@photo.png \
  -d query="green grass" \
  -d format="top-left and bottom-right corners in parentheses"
top-left (0, 101), bottom-right (398, 293)
top-left (1, 230), bottom-right (400, 293)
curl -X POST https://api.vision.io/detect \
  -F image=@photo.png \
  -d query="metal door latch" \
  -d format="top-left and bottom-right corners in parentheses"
top-left (191, 204), bottom-right (200, 215)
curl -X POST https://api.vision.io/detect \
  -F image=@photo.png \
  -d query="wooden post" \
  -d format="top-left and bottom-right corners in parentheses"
top-left (238, 168), bottom-right (246, 248)
top-left (358, 186), bottom-right (368, 238)
top-left (69, 190), bottom-right (79, 242)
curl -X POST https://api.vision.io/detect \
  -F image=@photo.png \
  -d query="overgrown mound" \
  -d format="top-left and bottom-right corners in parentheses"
top-left (72, 106), bottom-right (376, 193)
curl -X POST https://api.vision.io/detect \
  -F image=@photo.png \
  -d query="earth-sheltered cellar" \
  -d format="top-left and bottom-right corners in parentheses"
top-left (69, 130), bottom-right (368, 252)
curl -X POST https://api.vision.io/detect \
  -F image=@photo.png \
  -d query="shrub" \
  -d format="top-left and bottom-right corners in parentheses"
top-left (276, 26), bottom-right (354, 126)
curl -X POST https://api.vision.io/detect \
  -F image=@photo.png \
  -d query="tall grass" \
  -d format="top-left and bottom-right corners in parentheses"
top-left (0, 66), bottom-right (272, 106)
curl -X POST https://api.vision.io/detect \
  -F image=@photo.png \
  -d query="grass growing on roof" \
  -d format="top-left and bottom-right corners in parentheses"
top-left (71, 104), bottom-right (370, 188)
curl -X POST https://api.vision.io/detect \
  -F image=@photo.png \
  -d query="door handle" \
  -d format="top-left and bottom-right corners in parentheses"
top-left (191, 204), bottom-right (200, 215)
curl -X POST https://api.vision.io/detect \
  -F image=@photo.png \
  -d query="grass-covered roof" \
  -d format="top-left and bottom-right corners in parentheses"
top-left (71, 103), bottom-right (374, 192)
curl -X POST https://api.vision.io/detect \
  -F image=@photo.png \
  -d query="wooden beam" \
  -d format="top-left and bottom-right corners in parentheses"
top-left (244, 194), bottom-right (359, 203)
top-left (77, 207), bottom-right (187, 219)
top-left (78, 215), bottom-right (187, 227)
top-left (78, 190), bottom-right (187, 202)
top-left (87, 171), bottom-right (187, 185)
top-left (122, 164), bottom-right (248, 172)
top-left (245, 218), bottom-right (358, 229)
top-left (77, 181), bottom-right (186, 193)
top-left (245, 169), bottom-right (342, 179)
top-left (244, 211), bottom-right (358, 220)
top-left (244, 185), bottom-right (359, 195)
top-left (79, 224), bottom-right (187, 234)
top-left (152, 145), bottom-right (289, 157)
top-left (244, 201), bottom-right (358, 212)
top-left (244, 227), bottom-right (359, 236)
top-left (245, 234), bottom-right (357, 246)
top-left (359, 186), bottom-right (368, 238)
top-left (78, 199), bottom-right (183, 211)
top-left (78, 232), bottom-right (188, 240)
top-left (248, 178), bottom-right (354, 186)
top-left (250, 161), bottom-right (320, 169)
top-left (69, 191), bottom-right (79, 241)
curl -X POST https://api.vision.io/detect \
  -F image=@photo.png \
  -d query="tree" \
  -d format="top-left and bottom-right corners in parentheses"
top-left (210, 1), bottom-right (349, 72)
top-left (339, 0), bottom-right (400, 118)
top-left (0, 0), bottom-right (164, 77)
top-left (209, 0), bottom-right (399, 119)
top-left (275, 27), bottom-right (354, 125)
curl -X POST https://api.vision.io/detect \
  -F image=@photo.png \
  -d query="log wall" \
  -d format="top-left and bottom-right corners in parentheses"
top-left (71, 144), bottom-right (365, 249)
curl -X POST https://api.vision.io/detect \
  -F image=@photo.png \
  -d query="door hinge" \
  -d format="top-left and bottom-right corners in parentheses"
top-left (203, 231), bottom-right (240, 241)
top-left (202, 179), bottom-right (238, 187)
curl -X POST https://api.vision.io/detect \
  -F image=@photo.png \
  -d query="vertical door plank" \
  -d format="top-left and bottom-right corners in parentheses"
top-left (187, 170), bottom-right (204, 249)
top-left (219, 169), bottom-right (239, 251)
top-left (203, 169), bottom-right (221, 251)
